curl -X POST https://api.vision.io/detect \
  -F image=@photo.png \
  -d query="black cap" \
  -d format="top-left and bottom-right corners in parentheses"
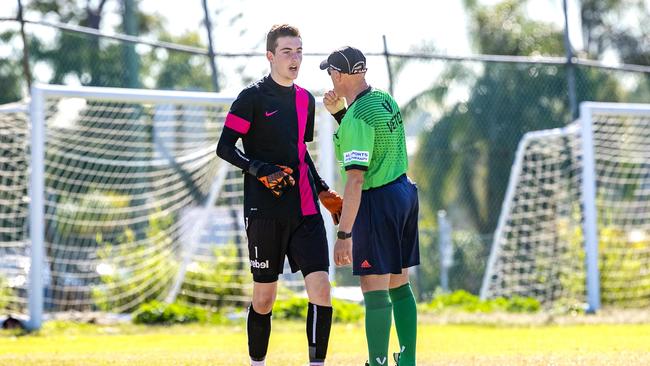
top-left (319, 46), bottom-right (367, 74)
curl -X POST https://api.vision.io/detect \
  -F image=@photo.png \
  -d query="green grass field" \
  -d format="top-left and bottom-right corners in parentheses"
top-left (1, 320), bottom-right (650, 366)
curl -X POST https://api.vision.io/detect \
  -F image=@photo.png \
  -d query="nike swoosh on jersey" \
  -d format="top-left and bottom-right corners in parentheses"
top-left (265, 110), bottom-right (278, 117)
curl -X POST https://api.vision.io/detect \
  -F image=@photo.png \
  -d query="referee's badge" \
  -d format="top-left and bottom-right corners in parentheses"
top-left (343, 150), bottom-right (369, 164)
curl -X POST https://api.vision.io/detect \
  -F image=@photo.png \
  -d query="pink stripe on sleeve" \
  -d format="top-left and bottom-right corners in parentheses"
top-left (224, 113), bottom-right (251, 134)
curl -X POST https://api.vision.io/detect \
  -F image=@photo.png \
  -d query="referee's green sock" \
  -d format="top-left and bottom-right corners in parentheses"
top-left (389, 283), bottom-right (417, 366)
top-left (363, 290), bottom-right (392, 366)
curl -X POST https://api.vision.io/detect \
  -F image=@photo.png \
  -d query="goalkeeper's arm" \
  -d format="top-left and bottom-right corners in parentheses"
top-left (305, 151), bottom-right (329, 194)
top-left (217, 128), bottom-right (294, 197)
top-left (305, 151), bottom-right (343, 224)
top-left (216, 127), bottom-right (253, 172)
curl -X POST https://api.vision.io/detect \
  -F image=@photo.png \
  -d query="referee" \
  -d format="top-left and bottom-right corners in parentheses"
top-left (320, 46), bottom-right (420, 366)
top-left (216, 25), bottom-right (342, 366)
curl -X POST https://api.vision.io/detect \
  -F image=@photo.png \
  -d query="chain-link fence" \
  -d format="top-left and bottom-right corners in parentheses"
top-left (386, 56), bottom-right (649, 300)
top-left (1, 17), bottom-right (649, 303)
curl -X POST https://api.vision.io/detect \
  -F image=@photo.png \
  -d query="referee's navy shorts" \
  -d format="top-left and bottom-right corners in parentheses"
top-left (352, 174), bottom-right (420, 276)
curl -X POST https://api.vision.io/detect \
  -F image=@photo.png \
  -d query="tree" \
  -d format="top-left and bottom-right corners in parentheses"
top-left (580, 0), bottom-right (650, 65)
top-left (27, 0), bottom-right (164, 87)
top-left (150, 32), bottom-right (214, 91)
top-left (578, 0), bottom-right (650, 102)
top-left (28, 0), bottom-right (116, 86)
top-left (404, 0), bottom-right (629, 295)
top-left (410, 0), bottom-right (571, 234)
top-left (0, 31), bottom-right (24, 104)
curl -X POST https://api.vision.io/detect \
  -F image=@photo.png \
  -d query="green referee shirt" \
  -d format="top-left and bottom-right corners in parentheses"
top-left (334, 87), bottom-right (408, 190)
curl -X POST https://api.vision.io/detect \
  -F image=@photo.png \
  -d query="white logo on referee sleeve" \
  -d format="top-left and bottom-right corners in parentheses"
top-left (343, 150), bottom-right (369, 164)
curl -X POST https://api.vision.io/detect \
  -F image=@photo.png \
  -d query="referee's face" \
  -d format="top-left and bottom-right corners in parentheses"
top-left (328, 68), bottom-right (344, 95)
top-left (268, 36), bottom-right (303, 83)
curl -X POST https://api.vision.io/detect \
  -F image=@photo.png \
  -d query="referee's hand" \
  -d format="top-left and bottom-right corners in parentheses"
top-left (334, 238), bottom-right (352, 266)
top-left (323, 90), bottom-right (345, 115)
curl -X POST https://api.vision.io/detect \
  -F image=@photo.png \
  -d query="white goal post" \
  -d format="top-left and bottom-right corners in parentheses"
top-left (481, 102), bottom-right (650, 312)
top-left (0, 84), bottom-right (336, 330)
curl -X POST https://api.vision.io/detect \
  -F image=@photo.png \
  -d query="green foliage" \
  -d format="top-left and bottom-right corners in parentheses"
top-left (550, 214), bottom-right (650, 310)
top-left (411, 62), bottom-right (571, 236)
top-left (428, 290), bottom-right (540, 313)
top-left (132, 300), bottom-right (208, 325)
top-left (580, 0), bottom-right (650, 65)
top-left (553, 211), bottom-right (587, 312)
top-left (92, 208), bottom-right (178, 313)
top-left (503, 296), bottom-right (542, 313)
top-left (406, 3), bottom-right (640, 305)
top-left (272, 297), bottom-right (364, 323)
top-left (47, 189), bottom-right (173, 313)
top-left (24, 1), bottom-right (216, 91)
top-left (30, 31), bottom-right (132, 87)
top-left (56, 190), bottom-right (131, 236)
top-left (0, 275), bottom-right (13, 312)
top-left (598, 225), bottom-right (650, 308)
top-left (410, 216), bottom-right (437, 300)
top-left (149, 32), bottom-right (214, 91)
top-left (177, 244), bottom-right (246, 309)
top-left (429, 289), bottom-right (480, 310)
top-left (415, 225), bottom-right (488, 300)
top-left (272, 297), bottom-right (306, 320)
top-left (446, 233), bottom-right (487, 295)
top-left (0, 31), bottom-right (23, 104)
top-left (332, 298), bottom-right (365, 323)
top-left (0, 57), bottom-right (23, 104)
top-left (471, 0), bottom-right (565, 56)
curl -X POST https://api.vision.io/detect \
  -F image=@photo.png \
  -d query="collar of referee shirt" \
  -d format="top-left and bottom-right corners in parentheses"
top-left (319, 46), bottom-right (368, 74)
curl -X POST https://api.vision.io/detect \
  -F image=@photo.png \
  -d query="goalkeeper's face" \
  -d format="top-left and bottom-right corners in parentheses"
top-left (267, 36), bottom-right (303, 82)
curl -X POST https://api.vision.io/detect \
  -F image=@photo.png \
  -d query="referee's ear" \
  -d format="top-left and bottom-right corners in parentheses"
top-left (266, 50), bottom-right (275, 64)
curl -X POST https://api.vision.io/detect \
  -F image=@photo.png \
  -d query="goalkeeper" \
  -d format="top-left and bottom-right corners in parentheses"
top-left (216, 24), bottom-right (342, 366)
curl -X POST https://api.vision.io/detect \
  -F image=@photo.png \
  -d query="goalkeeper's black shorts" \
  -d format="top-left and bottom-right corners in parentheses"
top-left (245, 213), bottom-right (329, 283)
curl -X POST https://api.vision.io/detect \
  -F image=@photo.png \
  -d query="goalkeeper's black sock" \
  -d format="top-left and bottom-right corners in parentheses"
top-left (306, 302), bottom-right (333, 365)
top-left (247, 305), bottom-right (272, 363)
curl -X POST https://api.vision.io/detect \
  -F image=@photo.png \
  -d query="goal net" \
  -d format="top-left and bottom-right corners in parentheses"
top-left (481, 102), bottom-right (650, 311)
top-left (0, 103), bottom-right (30, 317)
top-left (0, 84), bottom-right (335, 328)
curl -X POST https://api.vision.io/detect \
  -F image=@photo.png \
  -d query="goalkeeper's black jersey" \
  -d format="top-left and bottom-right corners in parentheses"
top-left (216, 75), bottom-right (324, 219)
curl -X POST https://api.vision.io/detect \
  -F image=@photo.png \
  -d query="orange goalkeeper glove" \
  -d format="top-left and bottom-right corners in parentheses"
top-left (249, 161), bottom-right (295, 197)
top-left (318, 189), bottom-right (343, 224)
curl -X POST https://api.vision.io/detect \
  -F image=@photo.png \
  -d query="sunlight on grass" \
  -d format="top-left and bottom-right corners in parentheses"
top-left (1, 321), bottom-right (650, 365)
